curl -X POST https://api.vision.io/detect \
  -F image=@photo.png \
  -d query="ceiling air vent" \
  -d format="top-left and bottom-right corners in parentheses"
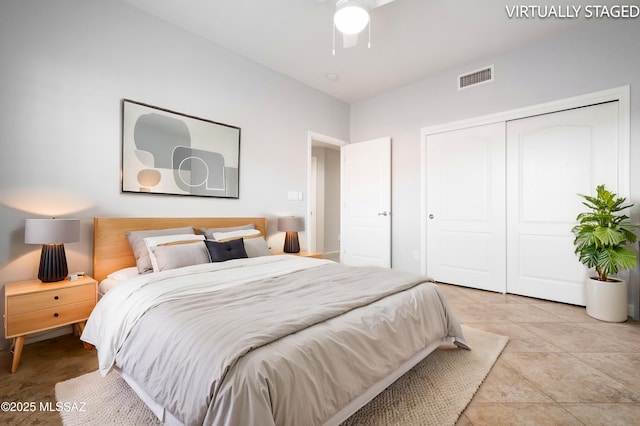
top-left (458, 65), bottom-right (494, 90)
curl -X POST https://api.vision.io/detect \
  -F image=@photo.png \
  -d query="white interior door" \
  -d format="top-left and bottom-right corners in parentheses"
top-left (341, 137), bottom-right (391, 267)
top-left (309, 156), bottom-right (318, 252)
top-left (506, 102), bottom-right (620, 305)
top-left (425, 123), bottom-right (506, 292)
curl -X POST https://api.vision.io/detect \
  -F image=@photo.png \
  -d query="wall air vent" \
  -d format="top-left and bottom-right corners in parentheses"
top-left (458, 65), bottom-right (494, 90)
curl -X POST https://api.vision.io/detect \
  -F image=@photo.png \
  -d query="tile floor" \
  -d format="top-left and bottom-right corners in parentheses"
top-left (1, 283), bottom-right (639, 425)
top-left (438, 283), bottom-right (640, 425)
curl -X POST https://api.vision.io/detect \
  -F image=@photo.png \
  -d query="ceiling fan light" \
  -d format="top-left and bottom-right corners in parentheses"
top-left (334, 0), bottom-right (369, 35)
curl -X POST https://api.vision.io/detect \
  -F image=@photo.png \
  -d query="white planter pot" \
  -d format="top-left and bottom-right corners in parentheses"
top-left (585, 277), bottom-right (628, 322)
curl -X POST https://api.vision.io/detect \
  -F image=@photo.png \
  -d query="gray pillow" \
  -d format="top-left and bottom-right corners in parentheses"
top-left (149, 242), bottom-right (211, 272)
top-left (199, 224), bottom-right (254, 240)
top-left (125, 227), bottom-right (195, 273)
top-left (243, 237), bottom-right (272, 257)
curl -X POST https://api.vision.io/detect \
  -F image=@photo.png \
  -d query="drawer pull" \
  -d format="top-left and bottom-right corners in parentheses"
top-left (53, 313), bottom-right (59, 317)
top-left (54, 296), bottom-right (59, 300)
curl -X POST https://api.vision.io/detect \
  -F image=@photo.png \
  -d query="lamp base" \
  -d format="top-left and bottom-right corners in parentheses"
top-left (283, 232), bottom-right (300, 253)
top-left (38, 244), bottom-right (69, 282)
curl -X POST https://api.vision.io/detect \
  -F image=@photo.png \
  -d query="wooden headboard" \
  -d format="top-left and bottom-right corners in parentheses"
top-left (93, 217), bottom-right (268, 282)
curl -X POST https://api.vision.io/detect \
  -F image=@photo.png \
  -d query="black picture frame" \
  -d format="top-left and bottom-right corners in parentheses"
top-left (121, 99), bottom-right (241, 199)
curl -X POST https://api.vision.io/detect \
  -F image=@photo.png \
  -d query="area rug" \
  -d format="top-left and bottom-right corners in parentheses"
top-left (55, 325), bottom-right (507, 426)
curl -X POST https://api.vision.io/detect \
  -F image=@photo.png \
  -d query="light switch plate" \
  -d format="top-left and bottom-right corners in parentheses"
top-left (288, 191), bottom-right (303, 201)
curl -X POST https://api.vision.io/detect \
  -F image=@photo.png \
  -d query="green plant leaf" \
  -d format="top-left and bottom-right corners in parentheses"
top-left (593, 226), bottom-right (626, 246)
top-left (615, 247), bottom-right (638, 270)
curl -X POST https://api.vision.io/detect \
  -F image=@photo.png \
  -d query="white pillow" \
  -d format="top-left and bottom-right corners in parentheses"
top-left (211, 229), bottom-right (261, 241)
top-left (199, 224), bottom-right (255, 239)
top-left (107, 266), bottom-right (140, 281)
top-left (144, 234), bottom-right (205, 272)
top-left (98, 278), bottom-right (121, 298)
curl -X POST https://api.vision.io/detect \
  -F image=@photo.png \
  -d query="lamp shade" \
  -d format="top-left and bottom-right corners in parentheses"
top-left (25, 219), bottom-right (80, 244)
top-left (277, 217), bottom-right (304, 232)
top-left (25, 218), bottom-right (80, 282)
top-left (334, 0), bottom-right (370, 35)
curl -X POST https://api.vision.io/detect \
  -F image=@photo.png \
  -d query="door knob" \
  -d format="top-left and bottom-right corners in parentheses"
top-left (428, 214), bottom-right (434, 219)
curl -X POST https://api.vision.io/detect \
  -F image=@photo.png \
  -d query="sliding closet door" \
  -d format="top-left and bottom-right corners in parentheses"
top-left (506, 102), bottom-right (620, 305)
top-left (426, 123), bottom-right (506, 292)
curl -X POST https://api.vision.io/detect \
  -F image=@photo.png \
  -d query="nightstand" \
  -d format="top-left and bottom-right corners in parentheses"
top-left (4, 275), bottom-right (97, 373)
top-left (273, 251), bottom-right (323, 259)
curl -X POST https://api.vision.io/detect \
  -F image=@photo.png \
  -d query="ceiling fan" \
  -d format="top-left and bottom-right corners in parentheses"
top-left (319, 0), bottom-right (396, 53)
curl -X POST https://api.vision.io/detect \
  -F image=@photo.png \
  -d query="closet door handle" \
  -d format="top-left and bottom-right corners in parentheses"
top-left (378, 211), bottom-right (390, 216)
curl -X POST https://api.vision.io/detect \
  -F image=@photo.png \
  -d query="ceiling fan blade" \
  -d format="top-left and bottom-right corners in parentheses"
top-left (342, 33), bottom-right (358, 48)
top-left (367, 0), bottom-right (395, 9)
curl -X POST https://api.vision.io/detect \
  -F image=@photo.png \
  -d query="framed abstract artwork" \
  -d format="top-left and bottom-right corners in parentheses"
top-left (121, 99), bottom-right (241, 198)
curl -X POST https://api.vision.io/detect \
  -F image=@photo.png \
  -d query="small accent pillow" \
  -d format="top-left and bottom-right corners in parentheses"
top-left (211, 229), bottom-right (261, 242)
top-left (199, 224), bottom-right (255, 240)
top-left (243, 237), bottom-right (272, 257)
top-left (126, 227), bottom-right (195, 273)
top-left (205, 239), bottom-right (248, 262)
top-left (144, 234), bottom-right (205, 272)
top-left (149, 242), bottom-right (211, 272)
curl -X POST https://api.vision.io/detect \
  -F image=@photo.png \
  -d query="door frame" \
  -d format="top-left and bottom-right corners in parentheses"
top-left (307, 131), bottom-right (348, 254)
top-left (310, 155), bottom-right (318, 251)
top-left (419, 86), bottom-right (630, 276)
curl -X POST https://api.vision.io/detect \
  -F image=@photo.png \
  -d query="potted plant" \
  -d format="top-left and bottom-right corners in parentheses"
top-left (572, 184), bottom-right (638, 322)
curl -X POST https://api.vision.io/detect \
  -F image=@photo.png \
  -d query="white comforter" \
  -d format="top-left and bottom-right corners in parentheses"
top-left (82, 255), bottom-right (467, 426)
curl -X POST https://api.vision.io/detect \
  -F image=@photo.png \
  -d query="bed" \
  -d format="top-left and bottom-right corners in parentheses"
top-left (82, 217), bottom-right (468, 426)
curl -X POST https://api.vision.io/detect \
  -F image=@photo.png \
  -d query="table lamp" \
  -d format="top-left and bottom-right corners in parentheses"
top-left (277, 217), bottom-right (304, 253)
top-left (25, 218), bottom-right (80, 282)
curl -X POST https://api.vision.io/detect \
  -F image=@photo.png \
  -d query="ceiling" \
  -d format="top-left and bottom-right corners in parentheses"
top-left (120, 0), bottom-right (618, 103)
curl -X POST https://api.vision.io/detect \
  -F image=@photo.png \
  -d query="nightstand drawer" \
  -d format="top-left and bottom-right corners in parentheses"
top-left (7, 284), bottom-right (95, 315)
top-left (6, 300), bottom-right (95, 337)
